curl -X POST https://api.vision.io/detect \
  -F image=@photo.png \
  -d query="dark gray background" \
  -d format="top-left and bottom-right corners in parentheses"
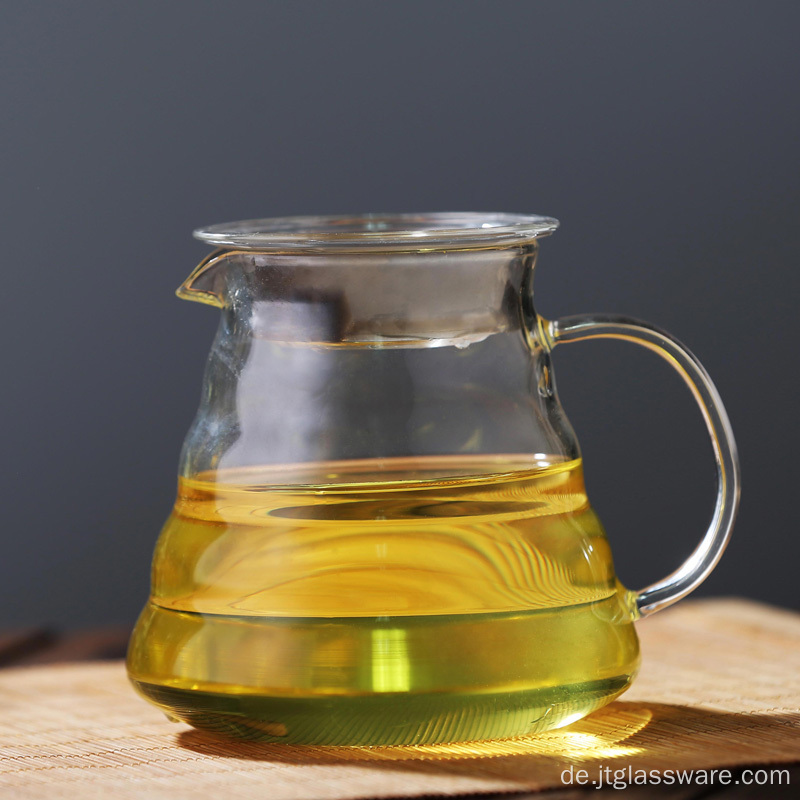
top-left (2, 1), bottom-right (798, 628)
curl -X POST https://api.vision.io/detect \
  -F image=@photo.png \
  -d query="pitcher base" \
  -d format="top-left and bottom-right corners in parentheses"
top-left (131, 676), bottom-right (633, 746)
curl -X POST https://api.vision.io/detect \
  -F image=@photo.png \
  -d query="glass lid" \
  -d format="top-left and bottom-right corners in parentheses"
top-left (193, 212), bottom-right (559, 252)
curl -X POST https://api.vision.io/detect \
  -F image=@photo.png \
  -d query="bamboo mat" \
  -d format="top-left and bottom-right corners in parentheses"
top-left (1, 598), bottom-right (799, 799)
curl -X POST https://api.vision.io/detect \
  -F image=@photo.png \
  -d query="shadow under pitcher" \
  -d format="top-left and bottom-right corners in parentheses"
top-left (127, 213), bottom-right (740, 746)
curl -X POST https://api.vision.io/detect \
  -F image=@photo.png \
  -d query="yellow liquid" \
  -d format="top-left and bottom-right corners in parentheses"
top-left (127, 456), bottom-right (640, 745)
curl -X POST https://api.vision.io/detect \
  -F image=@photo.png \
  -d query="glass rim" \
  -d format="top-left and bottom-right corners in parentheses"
top-left (193, 212), bottom-right (559, 252)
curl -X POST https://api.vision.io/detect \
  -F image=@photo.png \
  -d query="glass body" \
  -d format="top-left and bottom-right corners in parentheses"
top-left (127, 214), bottom-right (739, 746)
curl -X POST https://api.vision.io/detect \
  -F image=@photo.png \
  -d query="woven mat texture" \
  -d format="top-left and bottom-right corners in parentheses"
top-left (2, 599), bottom-right (799, 799)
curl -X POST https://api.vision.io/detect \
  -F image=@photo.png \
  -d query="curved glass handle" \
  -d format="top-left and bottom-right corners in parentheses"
top-left (542, 313), bottom-right (741, 617)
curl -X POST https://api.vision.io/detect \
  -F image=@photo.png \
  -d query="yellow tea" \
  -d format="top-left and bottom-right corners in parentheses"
top-left (127, 455), bottom-right (639, 745)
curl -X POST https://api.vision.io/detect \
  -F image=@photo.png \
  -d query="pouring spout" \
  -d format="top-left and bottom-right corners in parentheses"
top-left (176, 249), bottom-right (231, 308)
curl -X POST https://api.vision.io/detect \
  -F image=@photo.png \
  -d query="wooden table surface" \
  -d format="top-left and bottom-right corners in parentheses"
top-left (1, 598), bottom-right (799, 799)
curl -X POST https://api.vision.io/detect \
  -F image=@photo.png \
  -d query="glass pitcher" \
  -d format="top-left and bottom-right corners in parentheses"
top-left (127, 213), bottom-right (739, 746)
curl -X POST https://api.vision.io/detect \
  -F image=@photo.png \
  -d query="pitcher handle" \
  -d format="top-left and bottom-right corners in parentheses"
top-left (540, 314), bottom-right (741, 617)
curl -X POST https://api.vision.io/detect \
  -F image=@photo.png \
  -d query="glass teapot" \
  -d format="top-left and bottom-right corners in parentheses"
top-left (127, 213), bottom-right (740, 746)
